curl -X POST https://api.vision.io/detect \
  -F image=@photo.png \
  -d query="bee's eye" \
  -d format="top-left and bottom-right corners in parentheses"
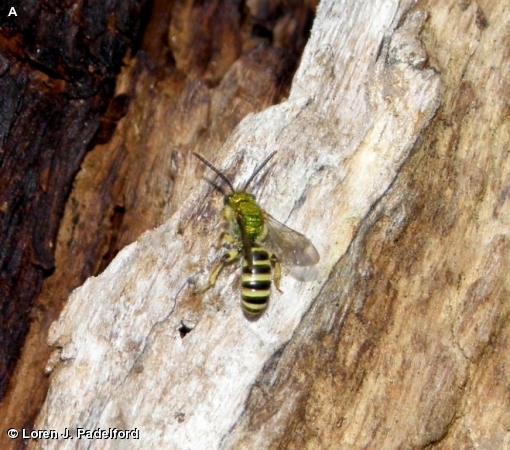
top-left (224, 194), bottom-right (232, 205)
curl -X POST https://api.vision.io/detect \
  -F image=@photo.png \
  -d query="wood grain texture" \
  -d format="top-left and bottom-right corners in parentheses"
top-left (30, 0), bottom-right (510, 448)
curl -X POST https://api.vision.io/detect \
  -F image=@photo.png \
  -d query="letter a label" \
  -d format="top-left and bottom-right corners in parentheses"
top-left (9, 7), bottom-right (18, 16)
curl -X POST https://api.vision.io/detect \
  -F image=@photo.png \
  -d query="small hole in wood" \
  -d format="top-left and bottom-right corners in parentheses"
top-left (178, 322), bottom-right (193, 338)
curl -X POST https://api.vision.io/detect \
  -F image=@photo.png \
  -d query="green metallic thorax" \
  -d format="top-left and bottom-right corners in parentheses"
top-left (224, 192), bottom-right (266, 242)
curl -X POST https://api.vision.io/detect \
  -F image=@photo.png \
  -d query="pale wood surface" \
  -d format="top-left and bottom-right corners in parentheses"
top-left (31, 0), bottom-right (509, 449)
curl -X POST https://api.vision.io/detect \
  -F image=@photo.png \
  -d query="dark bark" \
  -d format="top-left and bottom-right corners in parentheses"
top-left (0, 0), bottom-right (147, 400)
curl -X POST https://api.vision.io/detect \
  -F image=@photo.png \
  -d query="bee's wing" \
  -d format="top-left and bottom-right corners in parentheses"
top-left (263, 212), bottom-right (320, 267)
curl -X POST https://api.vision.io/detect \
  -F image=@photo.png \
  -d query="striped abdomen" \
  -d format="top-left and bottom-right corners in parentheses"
top-left (241, 246), bottom-right (272, 316)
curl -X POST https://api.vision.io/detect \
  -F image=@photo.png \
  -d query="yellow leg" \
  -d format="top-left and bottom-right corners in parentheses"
top-left (196, 248), bottom-right (240, 294)
top-left (216, 231), bottom-right (236, 248)
top-left (270, 253), bottom-right (282, 292)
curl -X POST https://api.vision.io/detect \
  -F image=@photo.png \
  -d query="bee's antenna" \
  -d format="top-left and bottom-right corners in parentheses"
top-left (193, 152), bottom-right (235, 193)
top-left (243, 151), bottom-right (277, 190)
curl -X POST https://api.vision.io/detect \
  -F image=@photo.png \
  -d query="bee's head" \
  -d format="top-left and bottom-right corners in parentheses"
top-left (224, 192), bottom-right (255, 207)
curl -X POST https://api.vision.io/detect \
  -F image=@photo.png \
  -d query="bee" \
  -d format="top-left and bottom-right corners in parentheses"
top-left (193, 151), bottom-right (320, 317)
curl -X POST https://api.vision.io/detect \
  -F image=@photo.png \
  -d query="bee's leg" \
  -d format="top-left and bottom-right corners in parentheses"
top-left (197, 248), bottom-right (240, 294)
top-left (215, 231), bottom-right (236, 250)
top-left (270, 253), bottom-right (283, 293)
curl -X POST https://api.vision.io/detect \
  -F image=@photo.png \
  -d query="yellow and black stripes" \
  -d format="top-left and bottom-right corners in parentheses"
top-left (241, 246), bottom-right (273, 316)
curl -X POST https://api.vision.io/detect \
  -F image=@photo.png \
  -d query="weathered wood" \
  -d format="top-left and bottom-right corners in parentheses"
top-left (228, 1), bottom-right (510, 448)
top-left (1, 0), bottom-right (316, 448)
top-left (26, 0), bottom-right (510, 448)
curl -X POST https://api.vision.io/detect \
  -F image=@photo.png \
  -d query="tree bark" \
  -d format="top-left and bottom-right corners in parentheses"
top-left (0, 0), bottom-right (147, 402)
top-left (0, 0), bottom-right (315, 448)
top-left (24, 0), bottom-right (510, 448)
